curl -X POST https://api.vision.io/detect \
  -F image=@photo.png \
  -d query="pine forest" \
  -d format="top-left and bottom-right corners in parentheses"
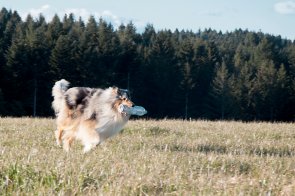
top-left (1, 8), bottom-right (295, 121)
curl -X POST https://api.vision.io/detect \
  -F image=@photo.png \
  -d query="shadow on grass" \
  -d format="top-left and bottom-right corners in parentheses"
top-left (128, 183), bottom-right (177, 195)
top-left (122, 126), bottom-right (177, 137)
top-left (145, 127), bottom-right (171, 136)
top-left (154, 144), bottom-right (227, 154)
top-left (154, 144), bottom-right (295, 157)
top-left (249, 147), bottom-right (295, 157)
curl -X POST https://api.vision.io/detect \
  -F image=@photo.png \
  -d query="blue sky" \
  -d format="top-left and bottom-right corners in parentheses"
top-left (1, 0), bottom-right (295, 40)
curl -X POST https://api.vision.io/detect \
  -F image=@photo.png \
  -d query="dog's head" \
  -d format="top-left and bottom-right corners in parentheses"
top-left (113, 87), bottom-right (134, 108)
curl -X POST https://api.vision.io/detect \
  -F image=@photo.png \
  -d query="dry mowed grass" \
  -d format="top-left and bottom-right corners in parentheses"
top-left (1, 118), bottom-right (295, 195)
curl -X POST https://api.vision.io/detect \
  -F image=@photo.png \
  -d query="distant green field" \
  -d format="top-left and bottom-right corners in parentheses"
top-left (1, 118), bottom-right (295, 195)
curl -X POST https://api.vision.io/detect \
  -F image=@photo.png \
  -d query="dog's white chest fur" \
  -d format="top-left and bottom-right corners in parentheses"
top-left (95, 114), bottom-right (128, 142)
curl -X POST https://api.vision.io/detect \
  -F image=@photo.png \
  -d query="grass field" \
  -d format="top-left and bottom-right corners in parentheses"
top-left (1, 118), bottom-right (295, 195)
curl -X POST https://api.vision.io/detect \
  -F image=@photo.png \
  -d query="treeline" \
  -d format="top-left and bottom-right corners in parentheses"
top-left (1, 7), bottom-right (295, 121)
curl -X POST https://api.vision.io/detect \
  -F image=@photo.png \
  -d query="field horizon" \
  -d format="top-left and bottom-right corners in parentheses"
top-left (1, 117), bottom-right (295, 195)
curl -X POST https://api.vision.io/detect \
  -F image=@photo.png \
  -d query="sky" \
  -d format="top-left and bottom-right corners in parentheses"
top-left (1, 0), bottom-right (295, 40)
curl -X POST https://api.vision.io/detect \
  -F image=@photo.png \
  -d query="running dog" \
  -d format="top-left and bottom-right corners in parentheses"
top-left (52, 79), bottom-right (133, 153)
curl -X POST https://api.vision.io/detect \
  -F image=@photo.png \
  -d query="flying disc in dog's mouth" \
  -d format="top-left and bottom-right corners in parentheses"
top-left (119, 104), bottom-right (147, 116)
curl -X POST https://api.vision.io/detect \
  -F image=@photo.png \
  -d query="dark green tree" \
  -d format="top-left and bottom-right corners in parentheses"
top-left (80, 16), bottom-right (100, 86)
top-left (5, 22), bottom-right (28, 116)
top-left (97, 18), bottom-right (120, 86)
top-left (177, 38), bottom-right (197, 119)
top-left (230, 62), bottom-right (256, 120)
top-left (141, 30), bottom-right (179, 117)
top-left (207, 61), bottom-right (234, 119)
top-left (193, 41), bottom-right (220, 116)
top-left (116, 22), bottom-right (140, 90)
top-left (252, 61), bottom-right (289, 120)
top-left (49, 34), bottom-right (77, 81)
top-left (0, 89), bottom-right (6, 115)
top-left (46, 14), bottom-right (62, 49)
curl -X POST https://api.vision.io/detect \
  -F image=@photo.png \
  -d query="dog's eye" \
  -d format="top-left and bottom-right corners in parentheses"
top-left (123, 97), bottom-right (127, 101)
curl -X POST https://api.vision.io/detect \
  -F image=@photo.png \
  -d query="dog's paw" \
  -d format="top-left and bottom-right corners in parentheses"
top-left (83, 143), bottom-right (99, 153)
top-left (63, 142), bottom-right (71, 152)
top-left (83, 145), bottom-right (93, 153)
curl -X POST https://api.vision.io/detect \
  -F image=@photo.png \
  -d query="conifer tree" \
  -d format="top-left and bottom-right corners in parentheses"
top-left (0, 89), bottom-right (6, 115)
top-left (46, 14), bottom-right (62, 49)
top-left (141, 30), bottom-right (179, 117)
top-left (116, 22), bottom-right (139, 89)
top-left (177, 38), bottom-right (197, 119)
top-left (207, 61), bottom-right (234, 119)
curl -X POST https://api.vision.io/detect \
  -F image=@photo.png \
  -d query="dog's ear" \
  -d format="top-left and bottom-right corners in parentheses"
top-left (112, 86), bottom-right (119, 94)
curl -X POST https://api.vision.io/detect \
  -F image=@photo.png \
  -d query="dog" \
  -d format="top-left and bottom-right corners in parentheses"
top-left (52, 79), bottom-right (134, 153)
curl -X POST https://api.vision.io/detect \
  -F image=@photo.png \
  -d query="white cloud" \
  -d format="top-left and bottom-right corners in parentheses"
top-left (20, 5), bottom-right (147, 30)
top-left (100, 10), bottom-right (121, 26)
top-left (62, 8), bottom-right (90, 21)
top-left (274, 1), bottom-right (295, 14)
top-left (21, 4), bottom-right (51, 20)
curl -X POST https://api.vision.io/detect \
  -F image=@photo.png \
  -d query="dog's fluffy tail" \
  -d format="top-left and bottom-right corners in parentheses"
top-left (52, 79), bottom-right (70, 114)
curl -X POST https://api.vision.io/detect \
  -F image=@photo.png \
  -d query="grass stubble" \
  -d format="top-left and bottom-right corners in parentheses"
top-left (0, 117), bottom-right (295, 195)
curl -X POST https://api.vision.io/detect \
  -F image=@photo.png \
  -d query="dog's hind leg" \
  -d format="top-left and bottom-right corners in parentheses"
top-left (63, 137), bottom-right (74, 152)
top-left (62, 131), bottom-right (75, 152)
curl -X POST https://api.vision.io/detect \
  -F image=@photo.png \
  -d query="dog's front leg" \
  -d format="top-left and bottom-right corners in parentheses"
top-left (55, 128), bottom-right (63, 146)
